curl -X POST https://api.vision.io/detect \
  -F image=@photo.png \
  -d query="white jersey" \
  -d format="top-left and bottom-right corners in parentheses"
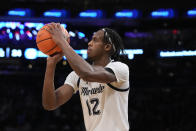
top-left (65, 61), bottom-right (130, 131)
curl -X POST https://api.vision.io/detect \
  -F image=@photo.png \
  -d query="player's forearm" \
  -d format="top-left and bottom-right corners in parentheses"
top-left (59, 41), bottom-right (94, 78)
top-left (42, 63), bottom-right (57, 110)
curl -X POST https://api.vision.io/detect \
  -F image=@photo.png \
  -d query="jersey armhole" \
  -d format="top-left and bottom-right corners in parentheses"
top-left (104, 67), bottom-right (129, 92)
top-left (77, 77), bottom-right (81, 88)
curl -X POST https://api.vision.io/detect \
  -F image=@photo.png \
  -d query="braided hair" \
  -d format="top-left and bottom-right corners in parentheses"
top-left (102, 28), bottom-right (128, 63)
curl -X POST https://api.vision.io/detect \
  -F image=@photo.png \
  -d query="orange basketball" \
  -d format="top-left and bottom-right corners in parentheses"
top-left (36, 25), bottom-right (70, 56)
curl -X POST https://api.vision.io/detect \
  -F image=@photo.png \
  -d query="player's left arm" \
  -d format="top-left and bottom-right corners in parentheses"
top-left (46, 23), bottom-right (117, 83)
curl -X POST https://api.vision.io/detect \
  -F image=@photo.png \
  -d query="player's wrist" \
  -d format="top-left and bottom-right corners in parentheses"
top-left (47, 60), bottom-right (57, 67)
top-left (59, 38), bottom-right (69, 47)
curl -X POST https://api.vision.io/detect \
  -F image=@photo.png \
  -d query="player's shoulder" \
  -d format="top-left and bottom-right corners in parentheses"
top-left (107, 61), bottom-right (129, 70)
top-left (68, 71), bottom-right (79, 78)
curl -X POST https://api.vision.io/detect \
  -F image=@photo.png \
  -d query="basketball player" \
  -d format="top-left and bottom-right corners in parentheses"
top-left (42, 22), bottom-right (130, 131)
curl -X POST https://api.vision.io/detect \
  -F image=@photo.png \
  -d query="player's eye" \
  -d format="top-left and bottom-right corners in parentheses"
top-left (92, 37), bottom-right (96, 41)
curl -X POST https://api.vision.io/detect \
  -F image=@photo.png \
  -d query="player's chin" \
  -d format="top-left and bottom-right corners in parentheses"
top-left (87, 54), bottom-right (94, 61)
top-left (87, 54), bottom-right (92, 60)
top-left (87, 51), bottom-right (91, 57)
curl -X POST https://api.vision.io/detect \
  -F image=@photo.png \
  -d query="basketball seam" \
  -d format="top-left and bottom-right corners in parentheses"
top-left (45, 45), bottom-right (58, 54)
top-left (37, 37), bottom-right (52, 44)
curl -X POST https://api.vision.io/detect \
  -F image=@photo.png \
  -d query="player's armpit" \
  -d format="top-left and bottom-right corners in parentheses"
top-left (55, 84), bottom-right (74, 108)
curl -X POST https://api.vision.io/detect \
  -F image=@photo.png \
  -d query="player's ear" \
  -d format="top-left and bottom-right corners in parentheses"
top-left (104, 44), bottom-right (112, 52)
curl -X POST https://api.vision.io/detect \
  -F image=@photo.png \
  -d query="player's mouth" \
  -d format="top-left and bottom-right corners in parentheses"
top-left (87, 48), bottom-right (92, 54)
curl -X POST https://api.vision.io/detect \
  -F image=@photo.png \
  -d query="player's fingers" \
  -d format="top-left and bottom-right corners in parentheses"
top-left (53, 23), bottom-right (58, 29)
top-left (50, 22), bottom-right (56, 25)
top-left (48, 22), bottom-right (56, 29)
top-left (45, 26), bottom-right (53, 34)
top-left (56, 23), bottom-right (61, 29)
top-left (45, 23), bottom-right (55, 34)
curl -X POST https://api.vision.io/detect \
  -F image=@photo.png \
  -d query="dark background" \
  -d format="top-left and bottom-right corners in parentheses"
top-left (1, 0), bottom-right (196, 131)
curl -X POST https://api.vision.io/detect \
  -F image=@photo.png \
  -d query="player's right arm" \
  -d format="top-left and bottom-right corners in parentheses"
top-left (42, 53), bottom-right (74, 111)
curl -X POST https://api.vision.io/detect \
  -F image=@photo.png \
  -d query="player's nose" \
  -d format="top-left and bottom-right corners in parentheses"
top-left (88, 40), bottom-right (93, 47)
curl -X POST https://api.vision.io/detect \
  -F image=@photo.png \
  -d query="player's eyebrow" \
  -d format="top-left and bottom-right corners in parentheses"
top-left (92, 34), bottom-right (98, 39)
top-left (92, 36), bottom-right (97, 41)
top-left (92, 31), bottom-right (102, 40)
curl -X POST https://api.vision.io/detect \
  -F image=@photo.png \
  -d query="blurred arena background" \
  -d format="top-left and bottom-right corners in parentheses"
top-left (0, 0), bottom-right (196, 131)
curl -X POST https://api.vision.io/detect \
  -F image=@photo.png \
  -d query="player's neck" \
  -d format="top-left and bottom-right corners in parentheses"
top-left (92, 56), bottom-right (111, 67)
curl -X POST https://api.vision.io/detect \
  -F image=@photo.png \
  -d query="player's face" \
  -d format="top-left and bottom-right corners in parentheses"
top-left (87, 30), bottom-right (105, 60)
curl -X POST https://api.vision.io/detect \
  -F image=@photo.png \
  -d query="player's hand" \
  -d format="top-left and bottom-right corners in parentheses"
top-left (47, 52), bottom-right (64, 65)
top-left (46, 22), bottom-right (70, 48)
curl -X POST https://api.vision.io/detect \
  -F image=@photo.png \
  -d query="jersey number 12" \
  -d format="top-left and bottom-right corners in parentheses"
top-left (86, 98), bottom-right (100, 116)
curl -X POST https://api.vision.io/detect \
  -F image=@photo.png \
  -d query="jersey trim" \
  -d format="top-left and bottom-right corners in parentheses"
top-left (107, 83), bottom-right (129, 92)
top-left (77, 77), bottom-right (81, 88)
top-left (105, 67), bottom-right (129, 92)
top-left (76, 68), bottom-right (129, 92)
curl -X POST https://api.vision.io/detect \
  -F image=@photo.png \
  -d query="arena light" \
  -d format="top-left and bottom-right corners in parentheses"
top-left (11, 49), bottom-right (22, 57)
top-left (115, 10), bottom-right (139, 18)
top-left (15, 32), bottom-right (20, 41)
top-left (26, 31), bottom-right (33, 39)
top-left (19, 24), bottom-right (24, 30)
top-left (32, 30), bottom-right (38, 35)
top-left (160, 50), bottom-right (196, 57)
top-left (37, 51), bottom-right (47, 58)
top-left (0, 48), bottom-right (5, 57)
top-left (9, 32), bottom-right (13, 39)
top-left (6, 48), bottom-right (10, 58)
top-left (69, 31), bottom-right (76, 37)
top-left (6, 22), bottom-right (21, 30)
top-left (79, 10), bottom-right (103, 18)
top-left (0, 22), bottom-right (66, 31)
top-left (124, 49), bottom-right (143, 59)
top-left (8, 8), bottom-right (32, 17)
top-left (20, 30), bottom-right (24, 35)
top-left (125, 32), bottom-right (152, 38)
top-left (80, 49), bottom-right (88, 59)
top-left (78, 32), bottom-right (85, 39)
top-left (187, 9), bottom-right (196, 17)
top-left (24, 22), bottom-right (66, 30)
top-left (6, 29), bottom-right (10, 33)
top-left (0, 22), bottom-right (6, 29)
top-left (61, 24), bottom-right (67, 29)
top-left (0, 22), bottom-right (21, 29)
top-left (35, 23), bottom-right (45, 30)
top-left (24, 48), bottom-right (37, 60)
top-left (43, 9), bottom-right (68, 17)
top-left (24, 22), bottom-right (44, 29)
top-left (0, 22), bottom-right (43, 30)
top-left (24, 48), bottom-right (47, 59)
top-left (151, 9), bottom-right (175, 18)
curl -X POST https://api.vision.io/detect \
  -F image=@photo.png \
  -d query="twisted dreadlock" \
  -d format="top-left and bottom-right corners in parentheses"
top-left (102, 28), bottom-right (128, 63)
